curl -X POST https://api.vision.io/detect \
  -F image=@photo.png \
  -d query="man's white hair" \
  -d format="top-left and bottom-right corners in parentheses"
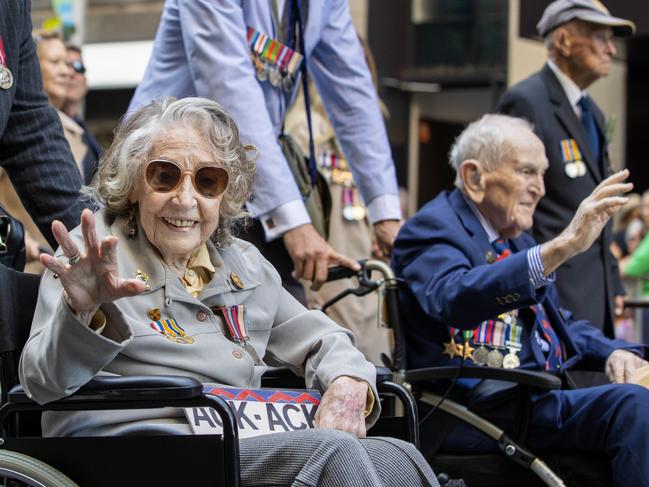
top-left (449, 114), bottom-right (534, 188)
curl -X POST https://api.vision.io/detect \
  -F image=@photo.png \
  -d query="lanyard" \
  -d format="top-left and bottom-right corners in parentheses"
top-left (287, 0), bottom-right (317, 187)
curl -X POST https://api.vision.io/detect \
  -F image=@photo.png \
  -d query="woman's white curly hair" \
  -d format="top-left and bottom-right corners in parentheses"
top-left (86, 97), bottom-right (257, 247)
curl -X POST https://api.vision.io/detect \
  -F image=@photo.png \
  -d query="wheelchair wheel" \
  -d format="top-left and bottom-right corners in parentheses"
top-left (0, 450), bottom-right (78, 487)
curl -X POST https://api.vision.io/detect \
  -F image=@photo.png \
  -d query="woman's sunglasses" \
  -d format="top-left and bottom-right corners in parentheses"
top-left (145, 159), bottom-right (229, 199)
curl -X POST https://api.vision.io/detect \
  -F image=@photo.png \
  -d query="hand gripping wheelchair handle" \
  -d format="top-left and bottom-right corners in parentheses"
top-left (325, 261), bottom-right (366, 282)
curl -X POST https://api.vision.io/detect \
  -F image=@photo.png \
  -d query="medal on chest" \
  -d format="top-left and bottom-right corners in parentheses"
top-left (0, 36), bottom-right (13, 90)
top-left (443, 328), bottom-right (474, 360)
top-left (218, 304), bottom-right (250, 345)
top-left (148, 318), bottom-right (195, 344)
top-left (246, 26), bottom-right (303, 92)
top-left (560, 139), bottom-right (587, 179)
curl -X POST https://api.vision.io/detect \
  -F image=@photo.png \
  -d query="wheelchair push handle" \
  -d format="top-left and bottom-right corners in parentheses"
top-left (326, 259), bottom-right (398, 283)
top-left (325, 260), bottom-right (367, 282)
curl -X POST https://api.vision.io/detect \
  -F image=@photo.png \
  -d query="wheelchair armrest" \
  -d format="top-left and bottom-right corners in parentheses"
top-left (405, 366), bottom-right (562, 390)
top-left (9, 375), bottom-right (203, 404)
top-left (261, 367), bottom-right (393, 388)
top-left (375, 366), bottom-right (393, 383)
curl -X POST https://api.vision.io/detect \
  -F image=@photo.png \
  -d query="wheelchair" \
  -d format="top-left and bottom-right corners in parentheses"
top-left (0, 267), bottom-right (419, 487)
top-left (322, 259), bottom-right (614, 487)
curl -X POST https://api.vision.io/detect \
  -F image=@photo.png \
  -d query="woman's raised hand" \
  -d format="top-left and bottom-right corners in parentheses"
top-left (40, 209), bottom-right (146, 313)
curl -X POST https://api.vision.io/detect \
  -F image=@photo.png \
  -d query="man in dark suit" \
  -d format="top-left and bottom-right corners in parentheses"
top-left (392, 114), bottom-right (649, 485)
top-left (0, 0), bottom-right (86, 250)
top-left (496, 0), bottom-right (635, 336)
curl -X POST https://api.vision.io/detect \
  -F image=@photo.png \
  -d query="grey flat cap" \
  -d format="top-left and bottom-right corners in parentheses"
top-left (537, 0), bottom-right (635, 37)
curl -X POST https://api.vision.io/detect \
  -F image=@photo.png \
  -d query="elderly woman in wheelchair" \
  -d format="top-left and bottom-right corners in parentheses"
top-left (18, 97), bottom-right (437, 486)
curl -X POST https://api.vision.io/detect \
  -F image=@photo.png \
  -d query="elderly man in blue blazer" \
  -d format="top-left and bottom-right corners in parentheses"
top-left (392, 114), bottom-right (649, 487)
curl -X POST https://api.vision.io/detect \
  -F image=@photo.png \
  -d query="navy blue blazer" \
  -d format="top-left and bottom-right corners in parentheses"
top-left (0, 0), bottom-right (87, 248)
top-left (392, 189), bottom-right (644, 375)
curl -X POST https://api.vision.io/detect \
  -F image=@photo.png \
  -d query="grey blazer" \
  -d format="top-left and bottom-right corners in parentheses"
top-left (19, 209), bottom-right (379, 437)
top-left (0, 0), bottom-right (87, 247)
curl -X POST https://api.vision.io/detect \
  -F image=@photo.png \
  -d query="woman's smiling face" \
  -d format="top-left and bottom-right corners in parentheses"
top-left (131, 128), bottom-right (224, 267)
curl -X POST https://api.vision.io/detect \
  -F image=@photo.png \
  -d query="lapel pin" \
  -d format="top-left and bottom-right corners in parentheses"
top-left (135, 269), bottom-right (151, 288)
top-left (229, 271), bottom-right (244, 290)
top-left (147, 308), bottom-right (161, 321)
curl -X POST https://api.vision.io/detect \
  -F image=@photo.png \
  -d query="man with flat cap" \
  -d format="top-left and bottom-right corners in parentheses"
top-left (496, 0), bottom-right (635, 337)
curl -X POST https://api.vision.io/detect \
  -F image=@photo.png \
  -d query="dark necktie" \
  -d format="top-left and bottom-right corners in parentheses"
top-left (491, 238), bottom-right (563, 370)
top-left (578, 96), bottom-right (601, 163)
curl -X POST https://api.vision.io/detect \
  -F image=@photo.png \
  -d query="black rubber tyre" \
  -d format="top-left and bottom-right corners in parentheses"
top-left (0, 450), bottom-right (78, 487)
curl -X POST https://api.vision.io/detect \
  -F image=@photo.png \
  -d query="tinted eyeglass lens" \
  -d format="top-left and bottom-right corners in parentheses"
top-left (146, 161), bottom-right (228, 198)
top-left (146, 160), bottom-right (181, 192)
top-left (71, 60), bottom-right (86, 74)
top-left (195, 167), bottom-right (228, 197)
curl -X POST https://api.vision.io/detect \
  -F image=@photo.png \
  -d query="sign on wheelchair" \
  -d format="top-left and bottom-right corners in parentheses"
top-left (184, 386), bottom-right (321, 439)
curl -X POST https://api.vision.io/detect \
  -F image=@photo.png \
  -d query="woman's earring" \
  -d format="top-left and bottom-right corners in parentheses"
top-left (127, 205), bottom-right (138, 239)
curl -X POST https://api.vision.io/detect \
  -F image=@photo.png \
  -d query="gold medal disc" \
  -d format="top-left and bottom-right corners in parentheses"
top-left (269, 67), bottom-right (282, 87)
top-left (502, 352), bottom-right (520, 369)
top-left (564, 162), bottom-right (578, 179)
top-left (343, 205), bottom-right (356, 221)
top-left (473, 346), bottom-right (489, 366)
top-left (575, 160), bottom-right (587, 177)
top-left (0, 66), bottom-right (13, 90)
top-left (352, 205), bottom-right (366, 221)
top-left (486, 349), bottom-right (504, 368)
top-left (282, 74), bottom-right (294, 92)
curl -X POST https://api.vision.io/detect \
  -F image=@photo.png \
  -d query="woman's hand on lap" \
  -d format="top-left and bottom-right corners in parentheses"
top-left (315, 376), bottom-right (368, 438)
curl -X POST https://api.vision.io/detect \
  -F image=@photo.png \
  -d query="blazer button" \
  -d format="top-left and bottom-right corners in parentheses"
top-left (196, 310), bottom-right (207, 322)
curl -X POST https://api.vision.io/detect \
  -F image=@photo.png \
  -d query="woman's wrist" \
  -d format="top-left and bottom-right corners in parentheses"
top-left (63, 290), bottom-right (100, 325)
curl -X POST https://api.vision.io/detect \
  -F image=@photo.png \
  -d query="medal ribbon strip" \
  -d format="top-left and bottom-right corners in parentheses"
top-left (560, 139), bottom-right (583, 163)
top-left (149, 319), bottom-right (189, 341)
top-left (219, 305), bottom-right (249, 344)
top-left (570, 139), bottom-right (582, 161)
top-left (475, 320), bottom-right (490, 345)
top-left (461, 329), bottom-right (473, 343)
top-left (448, 328), bottom-right (476, 343)
top-left (506, 323), bottom-right (523, 350)
top-left (560, 139), bottom-right (571, 163)
top-left (342, 187), bottom-right (354, 206)
top-left (320, 150), bottom-right (338, 170)
top-left (492, 321), bottom-right (506, 349)
top-left (0, 36), bottom-right (6, 67)
top-left (246, 26), bottom-right (303, 76)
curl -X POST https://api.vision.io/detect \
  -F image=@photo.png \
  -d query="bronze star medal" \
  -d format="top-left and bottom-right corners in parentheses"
top-left (443, 340), bottom-right (459, 359)
top-left (462, 341), bottom-right (475, 360)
